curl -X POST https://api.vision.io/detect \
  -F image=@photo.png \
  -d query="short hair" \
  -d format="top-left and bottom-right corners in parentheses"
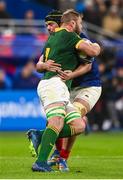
top-left (61, 9), bottom-right (82, 24)
top-left (45, 10), bottom-right (62, 26)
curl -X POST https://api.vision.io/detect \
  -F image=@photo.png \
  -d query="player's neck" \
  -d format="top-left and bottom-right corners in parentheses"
top-left (61, 24), bottom-right (73, 32)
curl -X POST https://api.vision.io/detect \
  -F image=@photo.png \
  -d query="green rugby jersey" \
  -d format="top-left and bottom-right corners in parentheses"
top-left (43, 28), bottom-right (82, 89)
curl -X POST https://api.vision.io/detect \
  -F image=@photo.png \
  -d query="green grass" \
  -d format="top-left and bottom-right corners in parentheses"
top-left (0, 131), bottom-right (123, 179)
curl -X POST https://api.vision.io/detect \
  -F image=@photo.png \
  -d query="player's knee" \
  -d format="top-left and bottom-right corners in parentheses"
top-left (74, 122), bottom-right (86, 134)
top-left (69, 118), bottom-right (86, 135)
top-left (48, 117), bottom-right (64, 131)
top-left (65, 110), bottom-right (83, 134)
top-left (45, 103), bottom-right (66, 131)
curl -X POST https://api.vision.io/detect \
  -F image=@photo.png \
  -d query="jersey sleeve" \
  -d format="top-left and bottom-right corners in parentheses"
top-left (68, 32), bottom-right (84, 49)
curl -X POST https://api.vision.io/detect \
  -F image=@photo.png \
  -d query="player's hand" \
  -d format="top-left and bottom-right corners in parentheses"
top-left (45, 60), bottom-right (61, 72)
top-left (58, 70), bottom-right (73, 81)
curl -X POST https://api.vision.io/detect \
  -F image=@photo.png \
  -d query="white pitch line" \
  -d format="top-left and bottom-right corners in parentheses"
top-left (0, 156), bottom-right (123, 160)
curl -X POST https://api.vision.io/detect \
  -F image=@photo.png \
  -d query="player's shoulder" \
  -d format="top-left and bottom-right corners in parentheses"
top-left (56, 28), bottom-right (79, 37)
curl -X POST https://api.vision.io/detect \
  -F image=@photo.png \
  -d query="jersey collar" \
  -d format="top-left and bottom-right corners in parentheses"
top-left (55, 27), bottom-right (69, 32)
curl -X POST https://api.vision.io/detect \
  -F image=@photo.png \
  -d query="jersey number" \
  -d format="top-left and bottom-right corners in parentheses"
top-left (45, 48), bottom-right (50, 62)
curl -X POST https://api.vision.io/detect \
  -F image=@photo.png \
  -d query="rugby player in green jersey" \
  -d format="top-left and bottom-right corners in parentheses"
top-left (30, 9), bottom-right (100, 172)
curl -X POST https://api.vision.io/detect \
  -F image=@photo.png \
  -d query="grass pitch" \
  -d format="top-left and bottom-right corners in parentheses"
top-left (0, 131), bottom-right (123, 179)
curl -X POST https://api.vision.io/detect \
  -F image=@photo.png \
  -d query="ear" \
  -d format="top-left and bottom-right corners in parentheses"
top-left (71, 20), bottom-right (75, 26)
top-left (71, 20), bottom-right (76, 28)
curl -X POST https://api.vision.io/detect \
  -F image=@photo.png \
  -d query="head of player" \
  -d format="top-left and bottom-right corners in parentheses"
top-left (61, 9), bottom-right (83, 35)
top-left (45, 10), bottom-right (62, 34)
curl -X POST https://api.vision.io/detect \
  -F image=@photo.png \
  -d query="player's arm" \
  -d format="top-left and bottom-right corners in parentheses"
top-left (70, 63), bottom-right (92, 78)
top-left (76, 39), bottom-right (101, 57)
top-left (58, 63), bottom-right (92, 81)
top-left (36, 55), bottom-right (61, 73)
top-left (36, 55), bottom-right (45, 72)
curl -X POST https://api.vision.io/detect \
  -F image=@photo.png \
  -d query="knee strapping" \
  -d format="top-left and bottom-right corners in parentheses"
top-left (46, 106), bottom-right (66, 120)
top-left (64, 111), bottom-right (81, 124)
top-left (73, 102), bottom-right (87, 116)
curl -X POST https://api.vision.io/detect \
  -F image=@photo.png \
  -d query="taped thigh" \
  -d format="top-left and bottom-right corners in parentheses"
top-left (45, 105), bottom-right (66, 120)
top-left (64, 110), bottom-right (81, 124)
top-left (73, 101), bottom-right (88, 116)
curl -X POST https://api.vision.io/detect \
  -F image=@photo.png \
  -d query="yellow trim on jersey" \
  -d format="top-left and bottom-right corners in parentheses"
top-left (77, 34), bottom-right (81, 38)
top-left (45, 48), bottom-right (50, 61)
top-left (75, 39), bottom-right (85, 49)
top-left (55, 27), bottom-right (69, 32)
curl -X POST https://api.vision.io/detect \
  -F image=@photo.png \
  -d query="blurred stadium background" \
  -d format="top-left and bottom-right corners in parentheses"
top-left (0, 0), bottom-right (123, 132)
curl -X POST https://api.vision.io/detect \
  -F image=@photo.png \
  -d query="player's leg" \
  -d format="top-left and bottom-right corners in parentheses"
top-left (35, 103), bottom-right (65, 161)
top-left (54, 103), bottom-right (86, 171)
top-left (61, 87), bottom-right (101, 156)
top-left (57, 136), bottom-right (76, 171)
top-left (47, 87), bottom-right (80, 168)
top-left (73, 86), bottom-right (102, 117)
top-left (46, 105), bottom-right (85, 171)
top-left (47, 138), bottom-right (63, 166)
top-left (57, 87), bottom-right (95, 162)
top-left (47, 88), bottom-right (88, 171)
top-left (55, 87), bottom-right (102, 171)
top-left (32, 77), bottom-right (73, 172)
top-left (27, 87), bottom-right (79, 158)
top-left (32, 106), bottom-right (85, 172)
top-left (51, 89), bottom-right (77, 157)
top-left (32, 101), bottom-right (70, 172)
top-left (59, 116), bottom-right (87, 161)
top-left (29, 108), bottom-right (85, 172)
top-left (32, 77), bottom-right (68, 172)
top-left (55, 97), bottom-right (89, 163)
top-left (61, 103), bottom-right (86, 136)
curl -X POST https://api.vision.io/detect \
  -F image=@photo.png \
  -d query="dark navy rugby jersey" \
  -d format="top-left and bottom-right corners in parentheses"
top-left (71, 32), bottom-right (102, 88)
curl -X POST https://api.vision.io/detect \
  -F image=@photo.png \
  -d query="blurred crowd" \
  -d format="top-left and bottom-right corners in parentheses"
top-left (75, 0), bottom-right (123, 35)
top-left (0, 0), bottom-right (122, 35)
top-left (0, 0), bottom-right (41, 35)
top-left (0, 0), bottom-right (123, 131)
top-left (0, 60), bottom-right (41, 90)
top-left (88, 47), bottom-right (123, 131)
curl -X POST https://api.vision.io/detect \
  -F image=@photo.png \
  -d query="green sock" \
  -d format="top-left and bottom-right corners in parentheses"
top-left (37, 126), bottom-right (59, 162)
top-left (59, 123), bottom-right (75, 138)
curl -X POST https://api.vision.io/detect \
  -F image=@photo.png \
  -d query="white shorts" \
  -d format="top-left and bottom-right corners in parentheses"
top-left (37, 77), bottom-right (70, 107)
top-left (70, 86), bottom-right (102, 110)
